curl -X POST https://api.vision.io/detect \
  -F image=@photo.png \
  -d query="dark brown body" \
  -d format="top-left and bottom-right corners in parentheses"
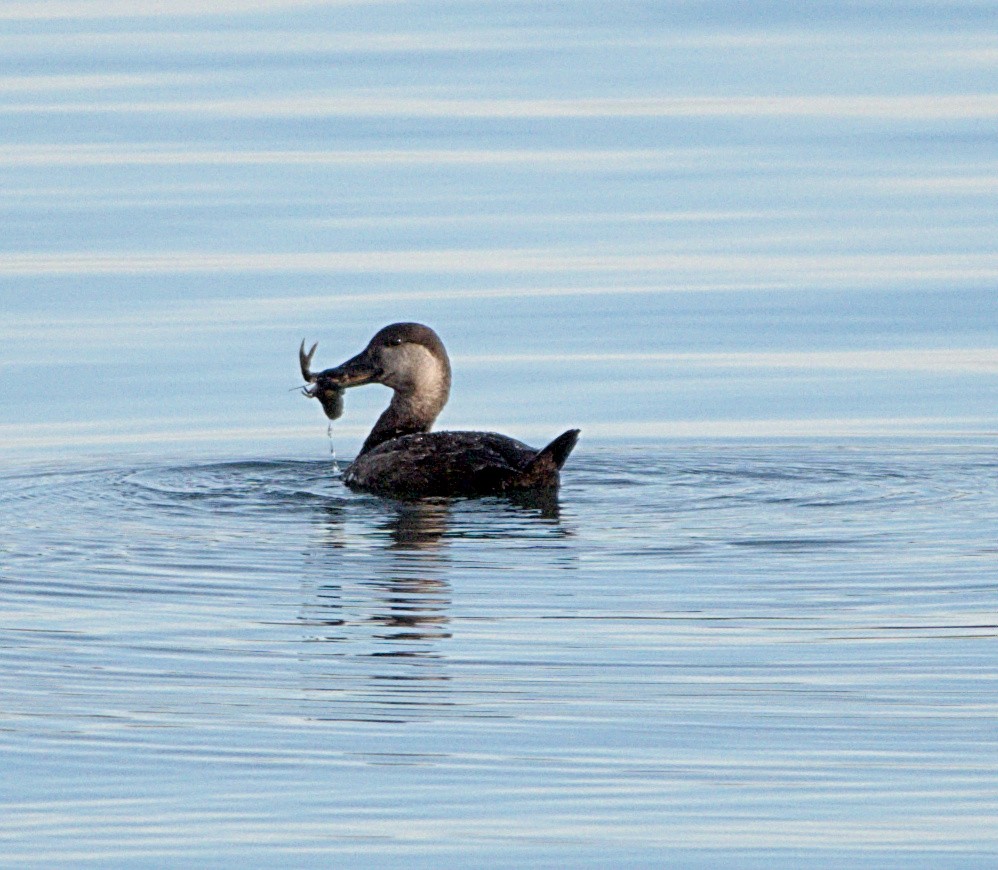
top-left (344, 429), bottom-right (580, 499)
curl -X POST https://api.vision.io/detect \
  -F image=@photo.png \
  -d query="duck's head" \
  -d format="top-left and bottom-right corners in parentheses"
top-left (300, 322), bottom-right (452, 421)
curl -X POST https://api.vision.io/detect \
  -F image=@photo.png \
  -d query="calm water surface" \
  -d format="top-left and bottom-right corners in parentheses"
top-left (2, 444), bottom-right (997, 866)
top-left (2, 0), bottom-right (998, 866)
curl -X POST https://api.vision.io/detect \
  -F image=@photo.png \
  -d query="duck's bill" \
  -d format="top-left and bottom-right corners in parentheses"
top-left (314, 349), bottom-right (382, 389)
top-left (300, 341), bottom-right (381, 389)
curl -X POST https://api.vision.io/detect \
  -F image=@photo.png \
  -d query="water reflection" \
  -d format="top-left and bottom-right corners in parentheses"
top-left (297, 499), bottom-right (453, 721)
top-left (365, 501), bottom-right (453, 645)
top-left (380, 499), bottom-right (451, 552)
top-left (303, 498), bottom-right (454, 640)
top-left (298, 492), bottom-right (568, 721)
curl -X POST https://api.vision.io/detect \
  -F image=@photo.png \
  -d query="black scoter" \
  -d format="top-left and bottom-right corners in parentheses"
top-left (299, 322), bottom-right (579, 499)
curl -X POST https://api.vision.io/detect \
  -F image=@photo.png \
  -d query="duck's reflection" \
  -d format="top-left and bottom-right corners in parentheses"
top-left (298, 493), bottom-right (568, 723)
top-left (297, 499), bottom-right (453, 722)
top-left (365, 501), bottom-right (452, 644)
top-left (382, 499), bottom-right (451, 552)
top-left (304, 499), bottom-right (455, 641)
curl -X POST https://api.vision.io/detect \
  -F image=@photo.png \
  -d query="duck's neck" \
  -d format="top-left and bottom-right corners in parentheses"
top-left (359, 384), bottom-right (449, 455)
top-left (358, 342), bottom-right (451, 455)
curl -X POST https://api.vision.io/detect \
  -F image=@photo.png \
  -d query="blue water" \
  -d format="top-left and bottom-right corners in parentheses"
top-left (3, 445), bottom-right (997, 867)
top-left (2, 2), bottom-right (997, 866)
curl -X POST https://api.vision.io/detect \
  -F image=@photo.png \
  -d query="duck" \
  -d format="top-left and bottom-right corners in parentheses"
top-left (299, 322), bottom-right (579, 499)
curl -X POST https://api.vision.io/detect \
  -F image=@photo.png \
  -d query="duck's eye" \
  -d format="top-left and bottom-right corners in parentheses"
top-left (387, 336), bottom-right (404, 347)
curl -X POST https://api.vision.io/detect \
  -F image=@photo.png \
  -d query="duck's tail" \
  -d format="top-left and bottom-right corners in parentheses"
top-left (536, 428), bottom-right (581, 470)
top-left (519, 429), bottom-right (580, 488)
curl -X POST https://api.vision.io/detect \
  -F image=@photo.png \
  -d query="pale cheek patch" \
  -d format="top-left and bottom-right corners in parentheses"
top-left (392, 345), bottom-right (448, 391)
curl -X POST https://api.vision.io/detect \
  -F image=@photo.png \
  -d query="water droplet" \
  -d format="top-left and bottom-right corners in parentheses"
top-left (327, 424), bottom-right (341, 476)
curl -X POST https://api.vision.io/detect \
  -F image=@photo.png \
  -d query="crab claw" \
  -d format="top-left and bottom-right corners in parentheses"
top-left (299, 340), bottom-right (318, 383)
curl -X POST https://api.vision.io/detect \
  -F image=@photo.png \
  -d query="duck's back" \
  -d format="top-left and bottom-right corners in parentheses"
top-left (344, 429), bottom-right (578, 498)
